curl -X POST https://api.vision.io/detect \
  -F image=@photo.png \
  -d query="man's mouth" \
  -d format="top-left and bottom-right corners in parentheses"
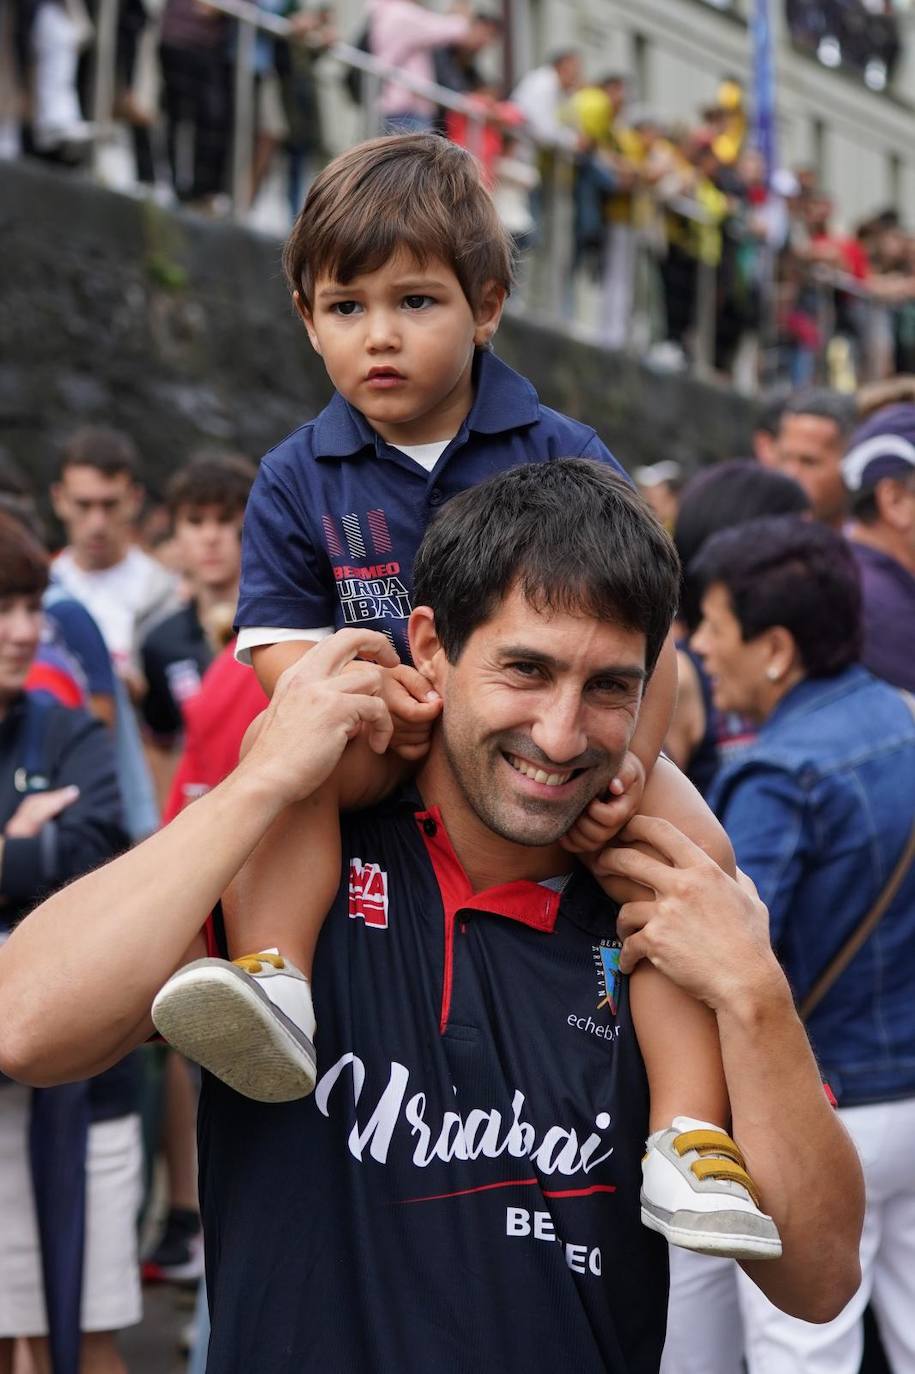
top-left (504, 753), bottom-right (584, 788)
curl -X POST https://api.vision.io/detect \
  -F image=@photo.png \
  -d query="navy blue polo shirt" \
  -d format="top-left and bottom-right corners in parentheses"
top-left (235, 349), bottom-right (629, 661)
top-left (199, 789), bottom-right (667, 1374)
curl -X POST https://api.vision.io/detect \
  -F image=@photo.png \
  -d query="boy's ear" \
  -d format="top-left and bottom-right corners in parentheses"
top-left (472, 280), bottom-right (507, 348)
top-left (293, 290), bottom-right (322, 355)
top-left (408, 606), bottom-right (449, 691)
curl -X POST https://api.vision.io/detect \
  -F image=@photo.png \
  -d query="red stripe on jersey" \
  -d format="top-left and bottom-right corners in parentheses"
top-left (416, 807), bottom-right (561, 1034)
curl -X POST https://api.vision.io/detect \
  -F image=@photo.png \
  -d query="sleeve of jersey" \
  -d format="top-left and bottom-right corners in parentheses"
top-left (234, 459), bottom-right (336, 633)
top-left (50, 600), bottom-right (116, 697)
top-left (577, 433), bottom-right (633, 486)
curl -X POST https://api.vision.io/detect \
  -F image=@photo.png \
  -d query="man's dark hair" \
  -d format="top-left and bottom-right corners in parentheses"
top-left (166, 452), bottom-right (258, 520)
top-left (674, 461), bottom-right (811, 630)
top-left (413, 460), bottom-right (680, 674)
top-left (691, 515), bottom-right (861, 677)
top-left (780, 389), bottom-right (856, 439)
top-left (59, 426), bottom-right (141, 482)
top-left (0, 510), bottom-right (49, 598)
top-left (754, 386), bottom-right (791, 437)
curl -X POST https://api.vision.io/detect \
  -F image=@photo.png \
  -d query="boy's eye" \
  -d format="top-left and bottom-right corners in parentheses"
top-left (330, 301), bottom-right (362, 316)
top-left (402, 295), bottom-right (433, 310)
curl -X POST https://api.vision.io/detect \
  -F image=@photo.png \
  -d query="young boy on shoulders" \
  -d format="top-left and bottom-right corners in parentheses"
top-left (153, 133), bottom-right (780, 1262)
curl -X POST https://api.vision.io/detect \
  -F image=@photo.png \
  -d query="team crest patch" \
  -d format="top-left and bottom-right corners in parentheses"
top-left (592, 940), bottom-right (622, 1015)
top-left (348, 858), bottom-right (389, 929)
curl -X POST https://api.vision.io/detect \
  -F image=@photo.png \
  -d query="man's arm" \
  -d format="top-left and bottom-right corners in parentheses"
top-left (0, 630), bottom-right (397, 1087)
top-left (595, 816), bottom-right (864, 1323)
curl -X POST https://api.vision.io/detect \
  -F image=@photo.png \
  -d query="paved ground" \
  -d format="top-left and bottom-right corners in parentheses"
top-left (121, 1281), bottom-right (196, 1373)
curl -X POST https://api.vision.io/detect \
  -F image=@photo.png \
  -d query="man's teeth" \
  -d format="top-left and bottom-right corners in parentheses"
top-left (507, 754), bottom-right (573, 787)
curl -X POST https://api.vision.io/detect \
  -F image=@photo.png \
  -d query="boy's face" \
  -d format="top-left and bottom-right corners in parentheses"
top-left (297, 251), bottom-right (505, 448)
top-left (172, 503), bottom-right (243, 593)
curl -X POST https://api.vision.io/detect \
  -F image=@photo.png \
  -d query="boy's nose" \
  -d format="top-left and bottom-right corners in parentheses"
top-left (365, 311), bottom-right (400, 350)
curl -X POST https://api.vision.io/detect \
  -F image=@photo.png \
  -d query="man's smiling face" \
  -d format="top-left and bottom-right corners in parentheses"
top-left (427, 584), bottom-right (647, 847)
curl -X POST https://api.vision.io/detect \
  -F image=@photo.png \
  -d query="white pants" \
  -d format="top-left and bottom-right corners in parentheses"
top-left (31, 1), bottom-right (86, 147)
top-left (601, 222), bottom-right (636, 349)
top-left (662, 1095), bottom-right (915, 1374)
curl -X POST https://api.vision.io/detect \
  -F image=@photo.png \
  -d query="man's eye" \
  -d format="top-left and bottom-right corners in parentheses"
top-left (403, 295), bottom-right (433, 310)
top-left (330, 301), bottom-right (361, 316)
top-left (508, 662), bottom-right (543, 680)
top-left (590, 679), bottom-right (628, 696)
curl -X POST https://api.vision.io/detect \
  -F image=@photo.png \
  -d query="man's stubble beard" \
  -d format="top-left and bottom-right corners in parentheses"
top-left (438, 709), bottom-right (614, 849)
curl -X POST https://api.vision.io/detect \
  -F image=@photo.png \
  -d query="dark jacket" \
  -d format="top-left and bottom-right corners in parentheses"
top-left (0, 692), bottom-right (127, 926)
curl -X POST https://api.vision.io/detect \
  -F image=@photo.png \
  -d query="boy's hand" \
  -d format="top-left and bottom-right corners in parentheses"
top-left (382, 664), bottom-right (442, 760)
top-left (560, 751), bottom-right (646, 854)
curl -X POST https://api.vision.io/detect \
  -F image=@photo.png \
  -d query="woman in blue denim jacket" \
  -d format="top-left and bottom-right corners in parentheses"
top-left (662, 514), bottom-right (915, 1374)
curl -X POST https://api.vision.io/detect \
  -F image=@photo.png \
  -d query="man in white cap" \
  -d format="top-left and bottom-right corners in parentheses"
top-left (842, 403), bottom-right (915, 692)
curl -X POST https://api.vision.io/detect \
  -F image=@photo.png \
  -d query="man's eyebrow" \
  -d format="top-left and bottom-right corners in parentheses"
top-left (498, 646), bottom-right (647, 682)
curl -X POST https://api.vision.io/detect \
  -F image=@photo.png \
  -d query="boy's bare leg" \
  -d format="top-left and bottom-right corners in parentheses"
top-left (79, 1333), bottom-right (126, 1374)
top-left (630, 962), bottom-right (729, 1134)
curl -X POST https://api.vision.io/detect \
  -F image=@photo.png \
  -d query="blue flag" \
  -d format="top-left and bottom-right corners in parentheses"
top-left (750, 0), bottom-right (777, 186)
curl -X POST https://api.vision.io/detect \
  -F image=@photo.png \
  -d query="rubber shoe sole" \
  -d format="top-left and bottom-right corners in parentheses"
top-left (152, 962), bottom-right (316, 1103)
top-left (640, 1195), bottom-right (783, 1260)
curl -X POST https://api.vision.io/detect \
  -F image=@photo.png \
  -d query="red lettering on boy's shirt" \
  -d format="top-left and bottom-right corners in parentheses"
top-left (333, 562), bottom-right (401, 580)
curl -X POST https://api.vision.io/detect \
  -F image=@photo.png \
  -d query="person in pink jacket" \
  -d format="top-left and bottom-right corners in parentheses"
top-left (368, 0), bottom-right (470, 131)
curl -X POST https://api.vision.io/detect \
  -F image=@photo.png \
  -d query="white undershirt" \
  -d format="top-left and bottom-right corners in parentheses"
top-left (236, 437), bottom-right (454, 664)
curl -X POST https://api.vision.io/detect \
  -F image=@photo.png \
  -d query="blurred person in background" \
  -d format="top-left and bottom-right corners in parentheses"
top-left (666, 461), bottom-right (811, 796)
top-left (140, 453), bottom-right (256, 805)
top-left (0, 511), bottom-right (137, 1374)
top-left (752, 388), bottom-right (790, 467)
top-left (841, 404), bottom-right (915, 692)
top-left (432, 8), bottom-right (502, 106)
top-left (367, 0), bottom-right (471, 134)
top-left (663, 514), bottom-right (915, 1374)
top-left (275, 4), bottom-right (336, 219)
top-left (51, 427), bottom-right (179, 697)
top-left (510, 47), bottom-right (581, 151)
top-left (634, 459), bottom-right (683, 532)
top-left (158, 0), bottom-right (232, 210)
top-left (772, 387), bottom-right (856, 527)
top-left (51, 427), bottom-right (173, 840)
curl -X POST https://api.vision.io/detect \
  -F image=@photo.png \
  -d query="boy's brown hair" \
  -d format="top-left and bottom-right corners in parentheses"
top-left (283, 134), bottom-right (514, 310)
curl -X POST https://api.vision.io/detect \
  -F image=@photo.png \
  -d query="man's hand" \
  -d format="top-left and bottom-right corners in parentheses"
top-left (592, 815), bottom-right (782, 1010)
top-left (560, 752), bottom-right (646, 854)
top-left (5, 786), bottom-right (81, 839)
top-left (241, 629), bottom-right (400, 809)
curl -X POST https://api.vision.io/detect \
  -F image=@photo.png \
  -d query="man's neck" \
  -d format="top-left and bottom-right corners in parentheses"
top-left (849, 521), bottom-right (915, 577)
top-left (416, 745), bottom-right (574, 893)
top-left (194, 581), bottom-right (239, 624)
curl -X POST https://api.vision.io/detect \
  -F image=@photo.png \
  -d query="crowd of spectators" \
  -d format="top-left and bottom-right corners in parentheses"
top-left (0, 371), bottom-right (912, 1368)
top-left (6, 0), bottom-right (915, 390)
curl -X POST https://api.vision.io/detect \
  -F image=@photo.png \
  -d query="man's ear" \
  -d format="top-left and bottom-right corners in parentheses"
top-left (472, 280), bottom-right (507, 348)
top-left (50, 482), bottom-right (66, 520)
top-left (875, 476), bottom-right (910, 531)
top-left (293, 290), bottom-right (322, 355)
top-left (409, 606), bottom-right (449, 689)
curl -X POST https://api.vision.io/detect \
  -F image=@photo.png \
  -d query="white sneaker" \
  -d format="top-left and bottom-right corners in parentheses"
top-left (151, 949), bottom-right (316, 1103)
top-left (641, 1116), bottom-right (782, 1260)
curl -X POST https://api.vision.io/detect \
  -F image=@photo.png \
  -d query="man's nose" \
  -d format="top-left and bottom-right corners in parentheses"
top-left (529, 690), bottom-right (588, 765)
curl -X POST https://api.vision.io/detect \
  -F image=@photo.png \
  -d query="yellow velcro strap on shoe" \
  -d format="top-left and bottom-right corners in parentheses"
top-left (234, 951), bottom-right (286, 975)
top-left (690, 1157), bottom-right (761, 1208)
top-left (673, 1130), bottom-right (747, 1169)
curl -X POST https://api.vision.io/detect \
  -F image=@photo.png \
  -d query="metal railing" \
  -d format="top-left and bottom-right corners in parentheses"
top-left (68, 1), bottom-right (910, 389)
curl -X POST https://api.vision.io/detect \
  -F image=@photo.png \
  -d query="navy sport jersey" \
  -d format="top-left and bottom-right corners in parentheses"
top-left (235, 349), bottom-right (630, 662)
top-left (199, 789), bottom-right (668, 1374)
